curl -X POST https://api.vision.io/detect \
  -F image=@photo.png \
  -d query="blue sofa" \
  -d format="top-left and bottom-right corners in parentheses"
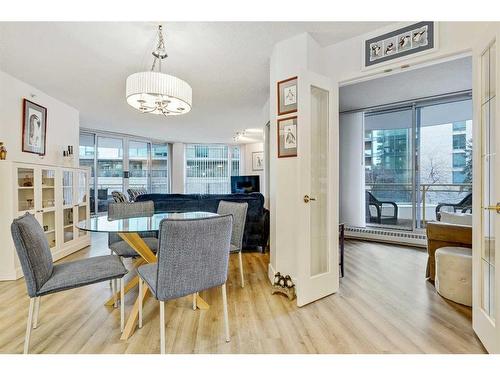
top-left (136, 193), bottom-right (269, 252)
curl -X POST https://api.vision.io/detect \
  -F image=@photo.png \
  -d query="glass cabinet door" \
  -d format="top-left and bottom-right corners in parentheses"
top-left (77, 170), bottom-right (88, 238)
top-left (41, 168), bottom-right (57, 249)
top-left (17, 167), bottom-right (36, 212)
top-left (62, 170), bottom-right (74, 243)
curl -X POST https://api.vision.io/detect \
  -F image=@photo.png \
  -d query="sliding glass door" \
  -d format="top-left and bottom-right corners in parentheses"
top-left (364, 108), bottom-right (414, 230)
top-left (129, 140), bottom-right (149, 190)
top-left (97, 136), bottom-right (124, 213)
top-left (416, 99), bottom-right (473, 227)
top-left (363, 96), bottom-right (472, 231)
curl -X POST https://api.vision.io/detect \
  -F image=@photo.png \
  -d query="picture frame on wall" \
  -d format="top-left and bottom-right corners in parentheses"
top-left (363, 21), bottom-right (437, 69)
top-left (22, 99), bottom-right (47, 156)
top-left (277, 76), bottom-right (298, 115)
top-left (277, 116), bottom-right (297, 158)
top-left (252, 151), bottom-right (264, 171)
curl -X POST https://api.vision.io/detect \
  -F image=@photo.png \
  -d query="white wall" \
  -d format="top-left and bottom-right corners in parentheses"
top-left (323, 22), bottom-right (489, 84)
top-left (241, 142), bottom-right (265, 196)
top-left (339, 112), bottom-right (365, 227)
top-left (0, 70), bottom-right (79, 167)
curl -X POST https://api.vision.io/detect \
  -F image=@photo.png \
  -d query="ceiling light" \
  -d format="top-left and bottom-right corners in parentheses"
top-left (126, 25), bottom-right (192, 117)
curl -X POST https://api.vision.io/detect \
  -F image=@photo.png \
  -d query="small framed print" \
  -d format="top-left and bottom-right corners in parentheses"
top-left (277, 116), bottom-right (298, 158)
top-left (22, 99), bottom-right (47, 156)
top-left (252, 151), bottom-right (264, 171)
top-left (277, 76), bottom-right (298, 115)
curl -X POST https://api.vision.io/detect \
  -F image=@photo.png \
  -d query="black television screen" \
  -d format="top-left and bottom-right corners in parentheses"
top-left (231, 175), bottom-right (260, 194)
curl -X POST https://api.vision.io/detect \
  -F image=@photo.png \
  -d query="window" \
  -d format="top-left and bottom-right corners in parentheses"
top-left (453, 134), bottom-right (466, 150)
top-left (128, 140), bottom-right (149, 190)
top-left (453, 152), bottom-right (466, 168)
top-left (453, 121), bottom-right (467, 132)
top-left (185, 144), bottom-right (240, 194)
top-left (453, 171), bottom-right (466, 183)
top-left (79, 130), bottom-right (170, 213)
top-left (151, 144), bottom-right (169, 193)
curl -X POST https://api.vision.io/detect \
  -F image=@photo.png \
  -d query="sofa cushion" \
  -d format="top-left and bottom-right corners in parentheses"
top-left (440, 212), bottom-right (472, 226)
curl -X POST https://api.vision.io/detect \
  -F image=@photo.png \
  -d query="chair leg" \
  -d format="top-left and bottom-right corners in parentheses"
top-left (238, 251), bottom-right (245, 288)
top-left (112, 279), bottom-right (118, 308)
top-left (192, 293), bottom-right (197, 310)
top-left (160, 301), bottom-right (166, 354)
top-left (24, 298), bottom-right (35, 354)
top-left (221, 283), bottom-right (230, 343)
top-left (138, 277), bottom-right (143, 329)
top-left (33, 297), bottom-right (40, 329)
top-left (120, 278), bottom-right (125, 332)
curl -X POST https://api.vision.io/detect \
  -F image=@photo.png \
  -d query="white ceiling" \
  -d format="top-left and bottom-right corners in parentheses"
top-left (0, 22), bottom-right (392, 143)
top-left (339, 56), bottom-right (472, 112)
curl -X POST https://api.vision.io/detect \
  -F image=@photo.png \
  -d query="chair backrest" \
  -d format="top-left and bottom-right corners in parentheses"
top-left (108, 200), bottom-right (154, 219)
top-left (458, 193), bottom-right (473, 207)
top-left (217, 200), bottom-right (248, 251)
top-left (111, 191), bottom-right (128, 203)
top-left (366, 191), bottom-right (379, 205)
top-left (127, 188), bottom-right (147, 202)
top-left (108, 201), bottom-right (155, 245)
top-left (11, 213), bottom-right (54, 297)
top-left (154, 215), bottom-right (233, 301)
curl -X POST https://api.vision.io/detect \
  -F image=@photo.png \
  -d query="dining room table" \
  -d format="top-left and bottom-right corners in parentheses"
top-left (77, 211), bottom-right (219, 341)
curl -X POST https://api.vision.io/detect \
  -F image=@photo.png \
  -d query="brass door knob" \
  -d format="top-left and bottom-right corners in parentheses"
top-left (304, 195), bottom-right (317, 203)
top-left (483, 203), bottom-right (500, 213)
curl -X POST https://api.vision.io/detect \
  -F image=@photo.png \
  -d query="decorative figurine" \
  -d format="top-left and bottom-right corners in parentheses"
top-left (271, 272), bottom-right (296, 301)
top-left (23, 174), bottom-right (33, 187)
top-left (0, 142), bottom-right (7, 160)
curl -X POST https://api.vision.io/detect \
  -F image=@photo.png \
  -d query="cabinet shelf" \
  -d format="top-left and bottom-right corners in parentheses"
top-left (17, 186), bottom-right (34, 190)
top-left (64, 224), bottom-right (74, 229)
top-left (44, 229), bottom-right (55, 234)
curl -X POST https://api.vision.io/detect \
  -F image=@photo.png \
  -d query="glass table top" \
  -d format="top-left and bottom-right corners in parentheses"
top-left (77, 211), bottom-right (219, 233)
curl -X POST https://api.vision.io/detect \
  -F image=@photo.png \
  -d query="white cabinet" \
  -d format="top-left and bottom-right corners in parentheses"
top-left (0, 161), bottom-right (90, 280)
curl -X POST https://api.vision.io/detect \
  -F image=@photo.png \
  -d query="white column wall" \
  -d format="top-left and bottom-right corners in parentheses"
top-left (171, 142), bottom-right (185, 193)
top-left (339, 112), bottom-right (366, 227)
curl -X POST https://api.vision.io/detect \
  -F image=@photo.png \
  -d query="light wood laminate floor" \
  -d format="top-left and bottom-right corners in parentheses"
top-left (0, 235), bottom-right (486, 354)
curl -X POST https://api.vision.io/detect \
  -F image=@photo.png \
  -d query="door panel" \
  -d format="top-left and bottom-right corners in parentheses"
top-left (297, 71), bottom-right (339, 306)
top-left (473, 25), bottom-right (500, 353)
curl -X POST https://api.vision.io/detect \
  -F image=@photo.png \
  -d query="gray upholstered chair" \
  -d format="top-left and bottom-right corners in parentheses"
top-left (11, 213), bottom-right (128, 354)
top-left (136, 215), bottom-right (233, 354)
top-left (108, 201), bottom-right (158, 259)
top-left (217, 201), bottom-right (248, 288)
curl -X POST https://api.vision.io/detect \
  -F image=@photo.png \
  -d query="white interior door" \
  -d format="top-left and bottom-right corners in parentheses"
top-left (296, 70), bottom-right (339, 306)
top-left (473, 25), bottom-right (500, 353)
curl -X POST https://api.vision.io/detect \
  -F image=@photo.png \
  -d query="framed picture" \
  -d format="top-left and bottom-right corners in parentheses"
top-left (277, 76), bottom-right (298, 115)
top-left (22, 99), bottom-right (47, 156)
top-left (252, 151), bottom-right (264, 171)
top-left (363, 21), bottom-right (436, 69)
top-left (277, 116), bottom-right (297, 158)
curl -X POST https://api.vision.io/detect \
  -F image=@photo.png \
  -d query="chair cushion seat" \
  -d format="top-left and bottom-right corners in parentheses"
top-left (110, 237), bottom-right (159, 257)
top-left (38, 255), bottom-right (128, 296)
top-left (137, 263), bottom-right (158, 296)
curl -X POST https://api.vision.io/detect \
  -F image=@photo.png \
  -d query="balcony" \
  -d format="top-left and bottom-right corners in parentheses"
top-left (366, 182), bottom-right (472, 230)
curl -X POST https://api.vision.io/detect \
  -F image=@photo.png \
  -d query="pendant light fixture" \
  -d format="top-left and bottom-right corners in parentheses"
top-left (126, 25), bottom-right (192, 116)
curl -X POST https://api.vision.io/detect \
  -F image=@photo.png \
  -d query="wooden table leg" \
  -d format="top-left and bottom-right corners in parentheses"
top-left (196, 293), bottom-right (210, 310)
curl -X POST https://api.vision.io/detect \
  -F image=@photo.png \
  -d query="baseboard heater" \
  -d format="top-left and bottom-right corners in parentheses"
top-left (345, 226), bottom-right (427, 247)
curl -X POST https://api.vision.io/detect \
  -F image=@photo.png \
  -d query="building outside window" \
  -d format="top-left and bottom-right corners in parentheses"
top-left (185, 144), bottom-right (240, 194)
